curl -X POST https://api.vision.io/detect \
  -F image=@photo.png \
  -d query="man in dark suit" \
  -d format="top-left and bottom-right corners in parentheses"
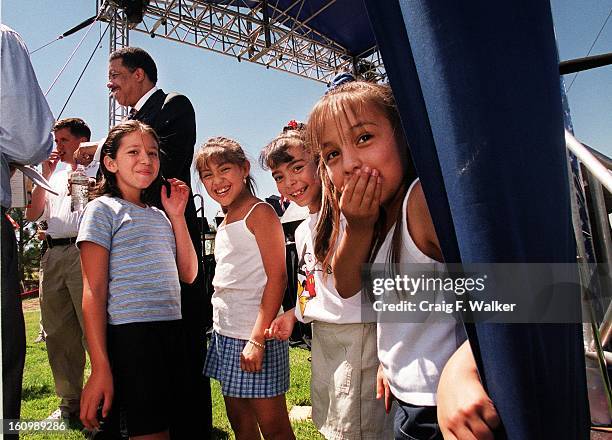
top-left (105, 47), bottom-right (212, 438)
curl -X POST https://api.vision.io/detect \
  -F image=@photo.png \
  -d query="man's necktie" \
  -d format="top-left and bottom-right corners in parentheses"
top-left (128, 108), bottom-right (137, 120)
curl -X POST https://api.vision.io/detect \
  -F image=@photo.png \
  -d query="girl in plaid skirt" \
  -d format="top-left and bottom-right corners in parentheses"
top-left (196, 137), bottom-right (295, 439)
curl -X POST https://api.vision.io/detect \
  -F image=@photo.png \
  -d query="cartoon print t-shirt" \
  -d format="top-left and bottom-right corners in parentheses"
top-left (296, 241), bottom-right (327, 318)
top-left (293, 212), bottom-right (369, 324)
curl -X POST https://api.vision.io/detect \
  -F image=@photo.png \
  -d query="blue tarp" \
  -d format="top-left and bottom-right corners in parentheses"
top-left (268, 0), bottom-right (376, 56)
top-left (208, 0), bottom-right (377, 56)
top-left (362, 1), bottom-right (589, 438)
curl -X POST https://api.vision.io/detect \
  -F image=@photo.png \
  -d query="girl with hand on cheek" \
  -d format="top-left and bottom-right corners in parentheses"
top-left (307, 80), bottom-right (500, 440)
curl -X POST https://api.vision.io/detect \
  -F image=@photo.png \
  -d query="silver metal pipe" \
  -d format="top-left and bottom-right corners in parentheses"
top-left (584, 144), bottom-right (612, 171)
top-left (586, 349), bottom-right (612, 365)
top-left (586, 173), bottom-right (612, 347)
top-left (566, 130), bottom-right (612, 194)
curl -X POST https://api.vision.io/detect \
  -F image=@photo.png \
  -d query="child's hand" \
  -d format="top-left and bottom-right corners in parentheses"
top-left (340, 167), bottom-right (382, 230)
top-left (240, 340), bottom-right (265, 373)
top-left (80, 368), bottom-right (113, 430)
top-left (265, 309), bottom-right (297, 340)
top-left (376, 363), bottom-right (393, 413)
top-left (161, 178), bottom-right (190, 218)
top-left (437, 342), bottom-right (500, 440)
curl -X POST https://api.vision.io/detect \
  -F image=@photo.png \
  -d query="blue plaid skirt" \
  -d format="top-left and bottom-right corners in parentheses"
top-left (204, 331), bottom-right (290, 398)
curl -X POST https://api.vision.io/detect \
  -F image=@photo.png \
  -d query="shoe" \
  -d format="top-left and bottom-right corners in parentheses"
top-left (34, 333), bottom-right (45, 343)
top-left (47, 409), bottom-right (69, 420)
top-left (81, 427), bottom-right (98, 439)
top-left (47, 408), bottom-right (80, 423)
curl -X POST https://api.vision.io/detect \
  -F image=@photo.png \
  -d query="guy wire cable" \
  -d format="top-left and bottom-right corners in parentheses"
top-left (44, 13), bottom-right (103, 96)
top-left (57, 21), bottom-right (111, 119)
top-left (29, 15), bottom-right (98, 55)
top-left (45, 17), bottom-right (98, 96)
top-left (567, 6), bottom-right (612, 93)
top-left (29, 37), bottom-right (60, 55)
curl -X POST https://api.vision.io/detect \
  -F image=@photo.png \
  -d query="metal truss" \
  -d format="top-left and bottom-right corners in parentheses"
top-left (106, 6), bottom-right (130, 129)
top-left (98, 0), bottom-right (385, 86)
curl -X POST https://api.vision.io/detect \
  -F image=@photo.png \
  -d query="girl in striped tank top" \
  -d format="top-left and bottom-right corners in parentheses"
top-left (196, 137), bottom-right (294, 440)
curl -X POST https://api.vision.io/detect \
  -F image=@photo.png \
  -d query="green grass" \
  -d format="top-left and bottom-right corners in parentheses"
top-left (20, 303), bottom-right (322, 439)
top-left (21, 309), bottom-right (91, 440)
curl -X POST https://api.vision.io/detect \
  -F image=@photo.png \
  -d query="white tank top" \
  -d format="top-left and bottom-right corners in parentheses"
top-left (212, 202), bottom-right (282, 339)
top-left (375, 180), bottom-right (462, 406)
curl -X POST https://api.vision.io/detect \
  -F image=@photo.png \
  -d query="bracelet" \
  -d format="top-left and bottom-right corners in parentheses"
top-left (248, 339), bottom-right (265, 350)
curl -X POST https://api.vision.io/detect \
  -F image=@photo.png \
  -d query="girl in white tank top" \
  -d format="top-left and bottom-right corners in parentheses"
top-left (195, 137), bottom-right (295, 440)
top-left (306, 80), bottom-right (500, 440)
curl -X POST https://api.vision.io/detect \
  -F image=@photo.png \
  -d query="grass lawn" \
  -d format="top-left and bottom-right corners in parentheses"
top-left (20, 300), bottom-right (323, 439)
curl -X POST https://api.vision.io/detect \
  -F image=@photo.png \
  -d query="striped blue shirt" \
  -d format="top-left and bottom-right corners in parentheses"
top-left (77, 195), bottom-right (181, 325)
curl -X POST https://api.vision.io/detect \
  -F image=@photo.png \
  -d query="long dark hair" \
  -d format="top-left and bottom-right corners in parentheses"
top-left (306, 81), bottom-right (417, 269)
top-left (95, 120), bottom-right (162, 205)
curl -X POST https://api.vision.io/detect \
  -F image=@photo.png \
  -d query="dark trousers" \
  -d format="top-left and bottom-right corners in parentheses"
top-left (394, 401), bottom-right (442, 440)
top-left (94, 275), bottom-right (212, 440)
top-left (94, 205), bottom-right (212, 440)
top-left (171, 271), bottom-right (212, 439)
top-left (1, 209), bottom-right (26, 440)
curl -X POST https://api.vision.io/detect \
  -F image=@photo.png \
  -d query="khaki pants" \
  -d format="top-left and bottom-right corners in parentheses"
top-left (40, 244), bottom-right (85, 413)
top-left (311, 321), bottom-right (394, 440)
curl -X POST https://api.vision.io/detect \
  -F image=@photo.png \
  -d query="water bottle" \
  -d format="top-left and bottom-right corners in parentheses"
top-left (70, 165), bottom-right (89, 211)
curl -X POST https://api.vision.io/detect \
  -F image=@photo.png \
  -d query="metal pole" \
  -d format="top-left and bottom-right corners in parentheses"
top-left (108, 8), bottom-right (129, 129)
top-left (566, 130), bottom-right (612, 194)
top-left (586, 172), bottom-right (612, 347)
top-left (193, 194), bottom-right (205, 261)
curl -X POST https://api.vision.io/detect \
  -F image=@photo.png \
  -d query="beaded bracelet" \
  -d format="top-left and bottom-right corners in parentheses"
top-left (248, 339), bottom-right (265, 350)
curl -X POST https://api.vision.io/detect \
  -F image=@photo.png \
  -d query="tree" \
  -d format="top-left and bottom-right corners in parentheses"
top-left (9, 208), bottom-right (42, 285)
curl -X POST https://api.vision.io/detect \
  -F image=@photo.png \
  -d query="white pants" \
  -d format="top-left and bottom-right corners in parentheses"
top-left (311, 321), bottom-right (395, 440)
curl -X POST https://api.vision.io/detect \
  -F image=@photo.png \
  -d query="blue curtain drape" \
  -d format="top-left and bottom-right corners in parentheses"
top-left (362, 1), bottom-right (589, 438)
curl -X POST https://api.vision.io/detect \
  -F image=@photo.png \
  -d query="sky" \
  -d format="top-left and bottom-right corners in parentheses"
top-left (2, 0), bottom-right (611, 219)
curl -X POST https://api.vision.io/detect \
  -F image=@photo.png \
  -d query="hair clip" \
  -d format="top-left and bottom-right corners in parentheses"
top-left (326, 72), bottom-right (356, 93)
top-left (282, 120), bottom-right (305, 132)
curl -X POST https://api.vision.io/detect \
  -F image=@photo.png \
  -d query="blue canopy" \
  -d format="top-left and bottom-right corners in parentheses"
top-left (361, 1), bottom-right (589, 438)
top-left (268, 0), bottom-right (376, 56)
top-left (209, 0), bottom-right (377, 56)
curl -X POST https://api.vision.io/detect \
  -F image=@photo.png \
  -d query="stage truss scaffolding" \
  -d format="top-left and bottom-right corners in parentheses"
top-left (98, 0), bottom-right (385, 126)
top-left (107, 7), bottom-right (130, 128)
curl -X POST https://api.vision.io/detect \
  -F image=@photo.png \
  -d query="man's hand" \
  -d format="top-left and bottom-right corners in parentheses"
top-left (42, 151), bottom-right (60, 179)
top-left (74, 142), bottom-right (98, 166)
